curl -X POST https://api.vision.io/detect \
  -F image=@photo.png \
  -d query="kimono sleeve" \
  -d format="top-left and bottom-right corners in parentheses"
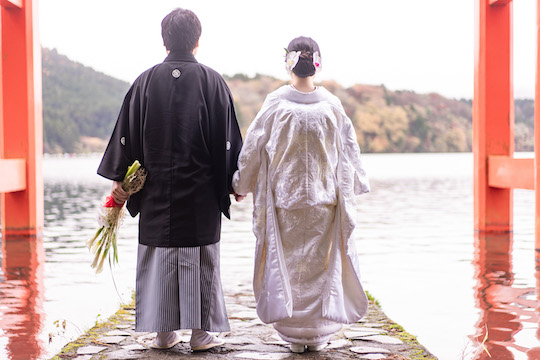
top-left (339, 110), bottom-right (370, 195)
top-left (207, 76), bottom-right (243, 219)
top-left (232, 96), bottom-right (276, 195)
top-left (97, 86), bottom-right (136, 182)
top-left (97, 79), bottom-right (146, 217)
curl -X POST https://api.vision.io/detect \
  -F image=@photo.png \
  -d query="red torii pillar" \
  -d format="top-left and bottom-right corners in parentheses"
top-left (0, 0), bottom-right (43, 237)
top-left (474, 0), bottom-right (537, 247)
top-left (536, 0), bottom-right (540, 259)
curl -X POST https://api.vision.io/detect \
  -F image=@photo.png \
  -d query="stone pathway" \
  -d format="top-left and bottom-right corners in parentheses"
top-left (51, 287), bottom-right (437, 360)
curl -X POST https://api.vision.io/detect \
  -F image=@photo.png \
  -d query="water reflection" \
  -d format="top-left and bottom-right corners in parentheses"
top-left (0, 153), bottom-right (538, 359)
top-left (471, 233), bottom-right (539, 359)
top-left (0, 236), bottom-right (45, 360)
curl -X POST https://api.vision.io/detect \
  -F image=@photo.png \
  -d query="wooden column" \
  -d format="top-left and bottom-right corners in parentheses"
top-left (534, 1), bottom-right (540, 253)
top-left (0, 0), bottom-right (43, 237)
top-left (474, 0), bottom-right (514, 232)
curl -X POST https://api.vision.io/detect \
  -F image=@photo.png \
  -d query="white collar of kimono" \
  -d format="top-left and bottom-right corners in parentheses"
top-left (283, 85), bottom-right (326, 104)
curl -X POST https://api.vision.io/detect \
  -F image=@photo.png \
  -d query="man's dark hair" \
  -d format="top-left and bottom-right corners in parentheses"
top-left (287, 36), bottom-right (321, 78)
top-left (161, 8), bottom-right (201, 52)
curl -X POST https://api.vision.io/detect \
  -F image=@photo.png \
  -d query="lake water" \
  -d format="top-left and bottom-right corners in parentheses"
top-left (0, 152), bottom-right (538, 359)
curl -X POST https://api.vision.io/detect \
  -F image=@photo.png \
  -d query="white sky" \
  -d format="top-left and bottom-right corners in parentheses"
top-left (38, 0), bottom-right (537, 99)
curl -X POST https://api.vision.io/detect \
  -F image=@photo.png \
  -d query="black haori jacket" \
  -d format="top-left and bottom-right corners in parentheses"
top-left (97, 51), bottom-right (243, 247)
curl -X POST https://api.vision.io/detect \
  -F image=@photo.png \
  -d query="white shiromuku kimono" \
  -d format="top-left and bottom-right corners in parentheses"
top-left (233, 85), bottom-right (370, 345)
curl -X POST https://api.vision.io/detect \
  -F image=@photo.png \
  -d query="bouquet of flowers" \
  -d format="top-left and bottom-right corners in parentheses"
top-left (88, 160), bottom-right (147, 274)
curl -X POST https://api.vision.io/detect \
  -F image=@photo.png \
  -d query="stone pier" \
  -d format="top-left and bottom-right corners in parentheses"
top-left (51, 287), bottom-right (437, 360)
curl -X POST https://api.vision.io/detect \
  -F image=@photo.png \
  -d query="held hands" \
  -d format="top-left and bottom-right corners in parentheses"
top-left (230, 186), bottom-right (246, 202)
top-left (111, 181), bottom-right (130, 205)
top-left (234, 193), bottom-right (246, 202)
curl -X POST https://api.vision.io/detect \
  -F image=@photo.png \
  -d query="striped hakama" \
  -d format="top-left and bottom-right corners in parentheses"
top-left (135, 242), bottom-right (230, 332)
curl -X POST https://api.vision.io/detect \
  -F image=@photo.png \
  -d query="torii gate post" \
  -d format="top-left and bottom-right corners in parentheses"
top-left (536, 0), bottom-right (540, 262)
top-left (474, 4), bottom-right (540, 350)
top-left (0, 2), bottom-right (44, 354)
top-left (0, 0), bottom-right (43, 238)
top-left (474, 0), bottom-right (514, 233)
top-left (474, 0), bottom-right (538, 253)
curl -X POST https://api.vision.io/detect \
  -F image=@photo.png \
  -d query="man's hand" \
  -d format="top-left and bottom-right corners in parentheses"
top-left (111, 181), bottom-right (130, 205)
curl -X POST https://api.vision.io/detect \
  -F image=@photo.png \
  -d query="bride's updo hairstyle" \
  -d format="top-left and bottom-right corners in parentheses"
top-left (287, 36), bottom-right (321, 78)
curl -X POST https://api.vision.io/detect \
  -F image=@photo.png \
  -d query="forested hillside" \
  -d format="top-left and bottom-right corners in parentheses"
top-left (42, 48), bottom-right (130, 153)
top-left (42, 49), bottom-right (534, 154)
top-left (226, 74), bottom-right (534, 153)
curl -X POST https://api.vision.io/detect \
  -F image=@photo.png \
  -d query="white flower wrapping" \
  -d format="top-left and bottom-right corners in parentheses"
top-left (285, 51), bottom-right (301, 74)
top-left (97, 206), bottom-right (108, 228)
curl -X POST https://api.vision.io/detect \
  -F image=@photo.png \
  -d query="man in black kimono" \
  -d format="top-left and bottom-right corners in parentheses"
top-left (97, 8), bottom-right (242, 351)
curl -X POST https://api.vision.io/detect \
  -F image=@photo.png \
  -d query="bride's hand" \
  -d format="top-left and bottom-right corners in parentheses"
top-left (234, 193), bottom-right (246, 202)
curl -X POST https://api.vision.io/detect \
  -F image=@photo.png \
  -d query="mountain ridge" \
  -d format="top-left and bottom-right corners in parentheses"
top-left (42, 48), bottom-right (534, 154)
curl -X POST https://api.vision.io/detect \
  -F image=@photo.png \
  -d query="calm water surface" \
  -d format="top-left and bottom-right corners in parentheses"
top-left (0, 153), bottom-right (538, 359)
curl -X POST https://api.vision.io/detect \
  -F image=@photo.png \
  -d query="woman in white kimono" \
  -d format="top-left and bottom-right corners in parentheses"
top-left (233, 36), bottom-right (370, 353)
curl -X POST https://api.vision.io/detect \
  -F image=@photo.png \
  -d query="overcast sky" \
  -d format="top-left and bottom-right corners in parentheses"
top-left (39, 0), bottom-right (536, 99)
